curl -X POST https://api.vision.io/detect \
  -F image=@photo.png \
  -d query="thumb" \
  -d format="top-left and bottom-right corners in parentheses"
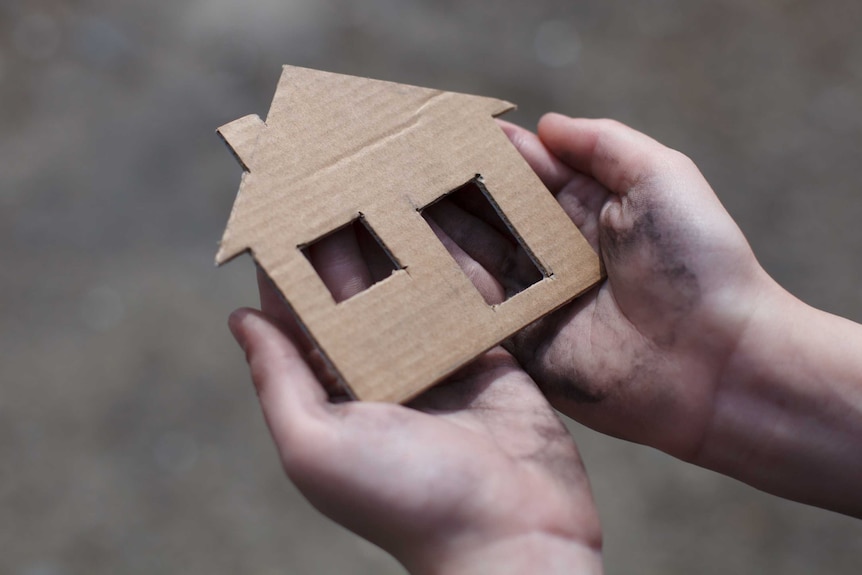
top-left (535, 114), bottom-right (706, 264)
top-left (536, 113), bottom-right (688, 197)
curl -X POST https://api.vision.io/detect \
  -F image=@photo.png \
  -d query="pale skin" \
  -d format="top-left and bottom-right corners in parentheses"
top-left (229, 113), bottom-right (862, 573)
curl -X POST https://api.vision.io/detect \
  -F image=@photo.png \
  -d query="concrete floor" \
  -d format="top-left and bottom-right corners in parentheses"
top-left (2, 1), bottom-right (861, 573)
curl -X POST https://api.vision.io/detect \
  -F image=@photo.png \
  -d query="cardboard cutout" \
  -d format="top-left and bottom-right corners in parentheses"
top-left (217, 66), bottom-right (601, 403)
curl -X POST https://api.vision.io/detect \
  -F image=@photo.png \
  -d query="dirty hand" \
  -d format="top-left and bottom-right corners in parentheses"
top-left (227, 267), bottom-right (603, 574)
top-left (438, 113), bottom-right (862, 516)
top-left (436, 113), bottom-right (762, 458)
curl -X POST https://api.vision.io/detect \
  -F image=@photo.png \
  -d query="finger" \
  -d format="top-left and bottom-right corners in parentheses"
top-left (446, 181), bottom-right (511, 238)
top-left (537, 113), bottom-right (676, 195)
top-left (307, 225), bottom-right (372, 301)
top-left (229, 307), bottom-right (331, 443)
top-left (426, 218), bottom-right (505, 305)
top-left (497, 119), bottom-right (576, 195)
top-left (436, 182), bottom-right (540, 288)
top-left (355, 223), bottom-right (397, 283)
top-left (553, 178), bottom-right (608, 254)
top-left (425, 199), bottom-right (517, 282)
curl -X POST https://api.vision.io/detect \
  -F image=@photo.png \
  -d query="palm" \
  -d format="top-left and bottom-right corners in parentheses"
top-left (287, 349), bottom-right (595, 562)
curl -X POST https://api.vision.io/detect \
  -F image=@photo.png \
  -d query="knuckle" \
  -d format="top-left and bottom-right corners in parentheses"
top-left (665, 148), bottom-right (696, 172)
top-left (594, 117), bottom-right (625, 131)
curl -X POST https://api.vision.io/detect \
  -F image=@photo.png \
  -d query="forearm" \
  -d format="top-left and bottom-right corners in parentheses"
top-left (407, 531), bottom-right (603, 575)
top-left (698, 282), bottom-right (862, 516)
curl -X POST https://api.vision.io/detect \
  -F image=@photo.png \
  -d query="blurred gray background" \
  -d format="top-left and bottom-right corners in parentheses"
top-left (2, 1), bottom-right (861, 573)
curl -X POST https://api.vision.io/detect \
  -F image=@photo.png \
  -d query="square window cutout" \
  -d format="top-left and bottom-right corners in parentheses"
top-left (421, 176), bottom-right (547, 306)
top-left (301, 216), bottom-right (401, 303)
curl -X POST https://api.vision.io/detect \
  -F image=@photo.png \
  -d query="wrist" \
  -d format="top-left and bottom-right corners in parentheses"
top-left (697, 279), bottom-right (862, 514)
top-left (406, 531), bottom-right (603, 575)
top-left (694, 278), bottom-right (799, 465)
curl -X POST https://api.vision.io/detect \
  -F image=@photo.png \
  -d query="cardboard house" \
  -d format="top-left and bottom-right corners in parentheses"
top-left (216, 66), bottom-right (601, 403)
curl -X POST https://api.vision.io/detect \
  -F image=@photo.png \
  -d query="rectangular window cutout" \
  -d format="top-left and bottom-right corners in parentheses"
top-left (301, 216), bottom-right (400, 303)
top-left (420, 176), bottom-right (547, 306)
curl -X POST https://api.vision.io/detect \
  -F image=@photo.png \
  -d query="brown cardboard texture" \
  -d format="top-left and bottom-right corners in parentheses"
top-left (216, 65), bottom-right (602, 403)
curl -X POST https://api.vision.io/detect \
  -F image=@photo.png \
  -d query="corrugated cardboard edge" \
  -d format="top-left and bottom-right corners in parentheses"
top-left (216, 66), bottom-right (603, 403)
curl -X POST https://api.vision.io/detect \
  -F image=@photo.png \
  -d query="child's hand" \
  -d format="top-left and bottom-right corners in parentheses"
top-left (437, 114), bottom-right (862, 516)
top-left (228, 269), bottom-right (603, 574)
top-left (431, 113), bottom-right (763, 459)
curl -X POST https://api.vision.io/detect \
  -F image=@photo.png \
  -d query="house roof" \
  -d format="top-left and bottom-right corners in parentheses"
top-left (216, 65), bottom-right (515, 265)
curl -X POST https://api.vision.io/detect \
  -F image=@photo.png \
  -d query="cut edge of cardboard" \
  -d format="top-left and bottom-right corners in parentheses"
top-left (215, 66), bottom-right (603, 403)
